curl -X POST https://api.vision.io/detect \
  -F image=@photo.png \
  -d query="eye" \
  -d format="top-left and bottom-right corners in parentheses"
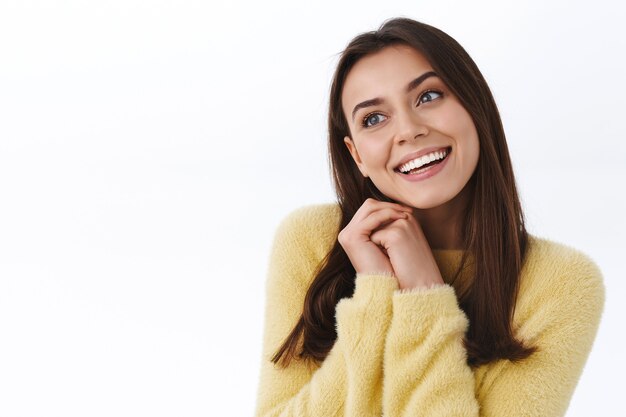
top-left (361, 112), bottom-right (388, 128)
top-left (418, 90), bottom-right (443, 105)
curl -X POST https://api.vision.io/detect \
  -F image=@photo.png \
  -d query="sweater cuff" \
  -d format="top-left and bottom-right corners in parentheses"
top-left (394, 282), bottom-right (453, 295)
top-left (391, 284), bottom-right (467, 322)
top-left (353, 272), bottom-right (399, 300)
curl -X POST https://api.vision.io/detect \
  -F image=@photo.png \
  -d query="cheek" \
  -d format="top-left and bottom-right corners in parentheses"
top-left (445, 106), bottom-right (478, 143)
top-left (439, 103), bottom-right (480, 168)
top-left (360, 137), bottom-right (390, 166)
top-left (460, 115), bottom-right (480, 161)
top-left (439, 102), bottom-right (475, 137)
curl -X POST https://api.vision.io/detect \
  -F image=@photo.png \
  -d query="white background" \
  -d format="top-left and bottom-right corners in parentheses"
top-left (0, 0), bottom-right (624, 416)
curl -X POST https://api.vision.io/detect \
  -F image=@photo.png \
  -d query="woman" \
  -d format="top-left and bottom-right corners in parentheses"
top-left (254, 17), bottom-right (604, 417)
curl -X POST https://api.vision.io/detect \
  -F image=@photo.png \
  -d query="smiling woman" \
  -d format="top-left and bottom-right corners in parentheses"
top-left (254, 17), bottom-right (605, 417)
top-left (341, 45), bottom-right (480, 246)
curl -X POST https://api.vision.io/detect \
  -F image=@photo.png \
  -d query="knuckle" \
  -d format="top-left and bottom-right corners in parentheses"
top-left (338, 229), bottom-right (354, 246)
top-left (387, 229), bottom-right (403, 242)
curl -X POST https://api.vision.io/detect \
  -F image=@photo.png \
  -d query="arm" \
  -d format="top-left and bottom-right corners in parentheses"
top-left (382, 252), bottom-right (605, 417)
top-left (254, 207), bottom-right (399, 417)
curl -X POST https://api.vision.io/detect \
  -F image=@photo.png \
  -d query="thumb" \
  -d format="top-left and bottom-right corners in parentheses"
top-left (370, 228), bottom-right (387, 253)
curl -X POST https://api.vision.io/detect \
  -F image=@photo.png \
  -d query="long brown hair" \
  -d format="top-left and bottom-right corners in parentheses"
top-left (272, 17), bottom-right (537, 369)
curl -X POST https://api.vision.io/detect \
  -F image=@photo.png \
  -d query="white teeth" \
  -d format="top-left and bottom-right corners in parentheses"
top-left (398, 149), bottom-right (449, 173)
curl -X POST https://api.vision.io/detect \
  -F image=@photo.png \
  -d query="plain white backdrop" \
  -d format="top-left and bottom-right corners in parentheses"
top-left (0, 0), bottom-right (624, 416)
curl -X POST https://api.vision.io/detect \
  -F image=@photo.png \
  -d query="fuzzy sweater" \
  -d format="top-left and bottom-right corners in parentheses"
top-left (254, 203), bottom-right (605, 417)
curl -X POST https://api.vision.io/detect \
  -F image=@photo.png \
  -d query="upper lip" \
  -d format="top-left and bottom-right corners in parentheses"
top-left (393, 146), bottom-right (451, 171)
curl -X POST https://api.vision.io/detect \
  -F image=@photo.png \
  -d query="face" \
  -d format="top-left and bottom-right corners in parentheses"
top-left (341, 44), bottom-right (480, 210)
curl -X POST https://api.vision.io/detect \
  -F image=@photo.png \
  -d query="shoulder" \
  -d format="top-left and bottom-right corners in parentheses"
top-left (525, 235), bottom-right (604, 287)
top-left (519, 234), bottom-right (605, 312)
top-left (277, 202), bottom-right (342, 232)
top-left (273, 202), bottom-right (342, 256)
top-left (264, 202), bottom-right (342, 304)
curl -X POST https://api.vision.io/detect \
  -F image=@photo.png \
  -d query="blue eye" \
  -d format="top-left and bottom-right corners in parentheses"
top-left (362, 113), bottom-right (387, 128)
top-left (418, 90), bottom-right (443, 105)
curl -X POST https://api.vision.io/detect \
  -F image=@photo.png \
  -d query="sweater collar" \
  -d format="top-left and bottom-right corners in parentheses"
top-left (431, 249), bottom-right (473, 286)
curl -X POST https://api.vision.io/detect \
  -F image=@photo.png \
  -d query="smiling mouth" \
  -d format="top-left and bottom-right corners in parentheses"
top-left (394, 146), bottom-right (452, 175)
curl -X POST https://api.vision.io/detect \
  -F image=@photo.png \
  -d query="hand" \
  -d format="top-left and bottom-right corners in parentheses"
top-left (338, 198), bottom-right (413, 277)
top-left (370, 210), bottom-right (445, 290)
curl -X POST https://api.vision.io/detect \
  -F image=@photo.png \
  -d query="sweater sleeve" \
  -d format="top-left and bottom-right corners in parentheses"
top-left (381, 253), bottom-right (605, 417)
top-left (254, 208), bottom-right (399, 417)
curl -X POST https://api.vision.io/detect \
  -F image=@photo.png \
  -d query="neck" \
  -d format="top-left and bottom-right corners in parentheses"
top-left (412, 184), bottom-right (471, 250)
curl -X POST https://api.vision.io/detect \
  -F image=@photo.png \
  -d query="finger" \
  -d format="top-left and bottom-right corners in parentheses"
top-left (370, 227), bottom-right (386, 247)
top-left (364, 198), bottom-right (413, 213)
top-left (352, 198), bottom-right (412, 222)
top-left (358, 208), bottom-right (408, 235)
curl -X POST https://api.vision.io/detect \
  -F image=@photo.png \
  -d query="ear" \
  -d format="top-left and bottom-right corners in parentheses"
top-left (343, 136), bottom-right (368, 178)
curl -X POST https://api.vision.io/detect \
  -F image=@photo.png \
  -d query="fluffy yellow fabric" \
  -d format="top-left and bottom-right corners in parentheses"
top-left (254, 203), bottom-right (605, 417)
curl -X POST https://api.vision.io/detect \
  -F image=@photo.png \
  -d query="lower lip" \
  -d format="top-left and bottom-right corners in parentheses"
top-left (396, 148), bottom-right (451, 182)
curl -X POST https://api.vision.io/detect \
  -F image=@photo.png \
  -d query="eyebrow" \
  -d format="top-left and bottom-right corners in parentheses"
top-left (351, 71), bottom-right (438, 122)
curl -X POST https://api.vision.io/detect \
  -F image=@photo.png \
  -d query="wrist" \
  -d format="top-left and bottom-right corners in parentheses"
top-left (397, 275), bottom-right (445, 291)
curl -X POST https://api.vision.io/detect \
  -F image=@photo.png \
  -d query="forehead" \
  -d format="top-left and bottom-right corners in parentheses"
top-left (341, 45), bottom-right (434, 109)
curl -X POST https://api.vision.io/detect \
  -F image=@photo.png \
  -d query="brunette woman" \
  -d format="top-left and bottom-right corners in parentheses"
top-left (254, 17), bottom-right (604, 417)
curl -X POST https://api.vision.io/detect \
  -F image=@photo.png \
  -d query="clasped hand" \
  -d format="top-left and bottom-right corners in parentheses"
top-left (337, 198), bottom-right (445, 290)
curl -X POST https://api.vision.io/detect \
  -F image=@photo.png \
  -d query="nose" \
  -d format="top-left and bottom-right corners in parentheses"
top-left (394, 109), bottom-right (428, 144)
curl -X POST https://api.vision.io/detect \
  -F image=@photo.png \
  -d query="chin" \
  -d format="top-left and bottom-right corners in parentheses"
top-left (409, 200), bottom-right (448, 210)
top-left (400, 191), bottom-right (452, 209)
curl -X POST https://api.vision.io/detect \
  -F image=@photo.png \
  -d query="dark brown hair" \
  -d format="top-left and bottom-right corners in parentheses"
top-left (272, 17), bottom-right (537, 369)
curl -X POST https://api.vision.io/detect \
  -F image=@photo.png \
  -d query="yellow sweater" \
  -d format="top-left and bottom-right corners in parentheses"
top-left (254, 203), bottom-right (605, 417)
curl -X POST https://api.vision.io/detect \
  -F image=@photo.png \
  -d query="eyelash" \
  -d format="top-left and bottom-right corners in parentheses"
top-left (360, 89), bottom-right (444, 128)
